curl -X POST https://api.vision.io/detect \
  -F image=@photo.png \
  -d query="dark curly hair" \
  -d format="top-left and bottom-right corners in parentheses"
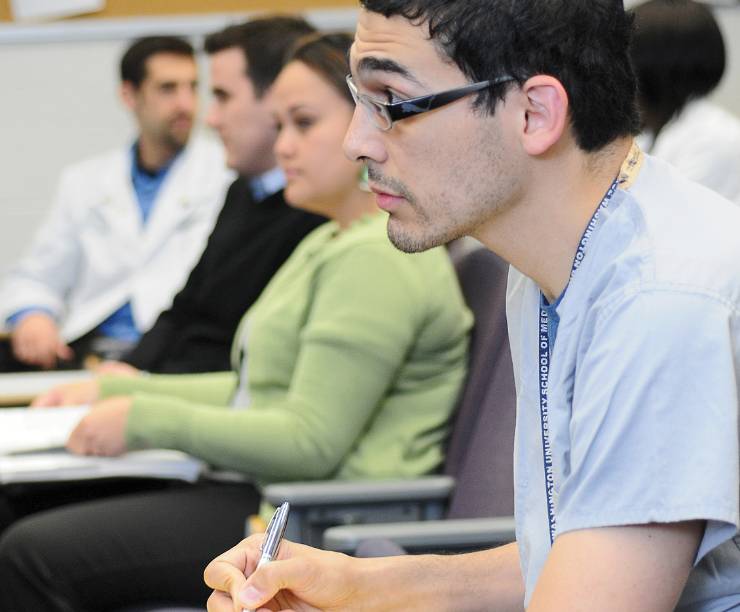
top-left (360, 0), bottom-right (640, 152)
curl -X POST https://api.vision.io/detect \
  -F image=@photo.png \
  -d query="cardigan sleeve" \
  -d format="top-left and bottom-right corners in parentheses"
top-left (100, 371), bottom-right (237, 407)
top-left (124, 244), bottom-right (432, 481)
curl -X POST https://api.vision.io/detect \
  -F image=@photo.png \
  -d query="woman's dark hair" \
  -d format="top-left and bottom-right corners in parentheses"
top-left (204, 16), bottom-right (316, 98)
top-left (120, 36), bottom-right (194, 88)
top-left (360, 0), bottom-right (640, 152)
top-left (284, 32), bottom-right (354, 106)
top-left (630, 0), bottom-right (726, 129)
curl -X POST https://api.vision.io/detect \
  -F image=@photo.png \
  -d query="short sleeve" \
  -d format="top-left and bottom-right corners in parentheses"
top-left (556, 288), bottom-right (740, 564)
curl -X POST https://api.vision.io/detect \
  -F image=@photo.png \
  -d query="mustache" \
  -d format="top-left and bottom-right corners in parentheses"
top-left (169, 112), bottom-right (193, 124)
top-left (366, 164), bottom-right (415, 204)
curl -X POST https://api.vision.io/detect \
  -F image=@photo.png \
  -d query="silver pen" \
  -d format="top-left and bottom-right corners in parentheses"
top-left (243, 501), bottom-right (290, 612)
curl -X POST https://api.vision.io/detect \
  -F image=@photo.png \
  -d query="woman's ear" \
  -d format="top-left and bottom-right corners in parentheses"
top-left (519, 75), bottom-right (569, 156)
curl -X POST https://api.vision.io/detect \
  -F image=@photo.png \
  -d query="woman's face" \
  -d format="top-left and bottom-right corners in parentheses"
top-left (271, 61), bottom-right (359, 213)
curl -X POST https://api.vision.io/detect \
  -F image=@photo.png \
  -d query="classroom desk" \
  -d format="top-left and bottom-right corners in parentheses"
top-left (0, 370), bottom-right (92, 407)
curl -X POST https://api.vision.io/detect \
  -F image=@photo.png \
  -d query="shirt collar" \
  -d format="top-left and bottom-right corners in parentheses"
top-left (250, 167), bottom-right (285, 202)
top-left (131, 140), bottom-right (182, 179)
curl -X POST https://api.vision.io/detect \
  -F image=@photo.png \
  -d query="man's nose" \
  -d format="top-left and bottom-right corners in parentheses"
top-left (343, 105), bottom-right (386, 164)
top-left (177, 85), bottom-right (197, 114)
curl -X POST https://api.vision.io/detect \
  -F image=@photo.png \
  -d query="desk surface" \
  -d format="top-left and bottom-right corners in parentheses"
top-left (0, 370), bottom-right (92, 406)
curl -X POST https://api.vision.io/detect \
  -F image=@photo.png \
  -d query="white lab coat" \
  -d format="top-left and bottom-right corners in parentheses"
top-left (0, 134), bottom-right (233, 342)
top-left (638, 100), bottom-right (740, 206)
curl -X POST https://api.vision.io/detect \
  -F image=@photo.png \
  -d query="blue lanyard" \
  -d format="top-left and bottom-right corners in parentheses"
top-left (538, 178), bottom-right (619, 545)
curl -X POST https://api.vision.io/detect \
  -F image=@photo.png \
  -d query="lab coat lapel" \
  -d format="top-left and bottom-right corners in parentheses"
top-left (95, 150), bottom-right (142, 252)
top-left (140, 148), bottom-right (197, 259)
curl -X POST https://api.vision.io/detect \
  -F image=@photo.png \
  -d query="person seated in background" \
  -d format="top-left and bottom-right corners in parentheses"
top-left (105, 16), bottom-right (326, 375)
top-left (0, 35), bottom-right (232, 371)
top-left (0, 32), bottom-right (472, 611)
top-left (631, 0), bottom-right (740, 205)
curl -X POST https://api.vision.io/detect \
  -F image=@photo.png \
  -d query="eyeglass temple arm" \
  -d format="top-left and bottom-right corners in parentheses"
top-left (388, 78), bottom-right (514, 122)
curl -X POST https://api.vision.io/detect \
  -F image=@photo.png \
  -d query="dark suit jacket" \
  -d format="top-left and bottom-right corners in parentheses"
top-left (125, 177), bottom-right (326, 373)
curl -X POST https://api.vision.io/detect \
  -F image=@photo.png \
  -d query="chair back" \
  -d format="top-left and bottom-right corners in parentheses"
top-left (445, 246), bottom-right (516, 519)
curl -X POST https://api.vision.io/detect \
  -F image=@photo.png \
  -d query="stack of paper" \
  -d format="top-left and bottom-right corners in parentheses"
top-left (0, 405), bottom-right (89, 454)
top-left (0, 406), bottom-right (205, 485)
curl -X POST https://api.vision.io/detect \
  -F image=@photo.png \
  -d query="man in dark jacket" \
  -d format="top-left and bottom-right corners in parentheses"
top-left (121, 17), bottom-right (325, 373)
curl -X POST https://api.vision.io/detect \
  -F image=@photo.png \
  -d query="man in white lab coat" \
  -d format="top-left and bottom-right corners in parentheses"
top-left (0, 35), bottom-right (232, 370)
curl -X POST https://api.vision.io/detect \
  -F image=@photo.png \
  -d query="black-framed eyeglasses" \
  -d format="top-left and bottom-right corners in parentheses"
top-left (346, 74), bottom-right (515, 131)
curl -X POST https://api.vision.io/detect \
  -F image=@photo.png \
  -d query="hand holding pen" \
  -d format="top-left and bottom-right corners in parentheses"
top-left (243, 501), bottom-right (290, 612)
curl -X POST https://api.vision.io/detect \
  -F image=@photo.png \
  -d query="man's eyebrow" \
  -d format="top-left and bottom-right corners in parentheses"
top-left (356, 56), bottom-right (423, 87)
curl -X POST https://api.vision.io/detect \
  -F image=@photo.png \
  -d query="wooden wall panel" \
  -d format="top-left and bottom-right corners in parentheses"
top-left (0, 0), bottom-right (357, 23)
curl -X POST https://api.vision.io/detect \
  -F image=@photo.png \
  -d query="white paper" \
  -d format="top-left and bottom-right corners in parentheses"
top-left (0, 405), bottom-right (89, 454)
top-left (10, 0), bottom-right (105, 21)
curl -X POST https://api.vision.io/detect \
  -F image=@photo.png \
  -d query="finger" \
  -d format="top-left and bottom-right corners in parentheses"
top-left (29, 395), bottom-right (46, 408)
top-left (205, 536), bottom-right (266, 588)
top-left (13, 340), bottom-right (33, 364)
top-left (206, 589), bottom-right (238, 612)
top-left (56, 342), bottom-right (74, 361)
top-left (65, 423), bottom-right (88, 455)
top-left (207, 590), bottom-right (282, 612)
top-left (239, 558), bottom-right (316, 611)
top-left (205, 536), bottom-right (270, 612)
top-left (30, 391), bottom-right (56, 407)
top-left (34, 344), bottom-right (58, 369)
top-left (204, 550), bottom-right (251, 593)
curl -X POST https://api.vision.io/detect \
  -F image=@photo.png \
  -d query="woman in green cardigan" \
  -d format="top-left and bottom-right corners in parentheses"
top-left (3, 33), bottom-right (471, 610)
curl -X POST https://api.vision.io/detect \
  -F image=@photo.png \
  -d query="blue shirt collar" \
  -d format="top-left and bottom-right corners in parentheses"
top-left (249, 167), bottom-right (285, 203)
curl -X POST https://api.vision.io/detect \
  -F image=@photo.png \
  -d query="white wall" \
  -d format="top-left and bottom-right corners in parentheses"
top-left (0, 39), bottom-right (131, 272)
top-left (0, 6), bottom-right (738, 276)
top-left (706, 8), bottom-right (740, 114)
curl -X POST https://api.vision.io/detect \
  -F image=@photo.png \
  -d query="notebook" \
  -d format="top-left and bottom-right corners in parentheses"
top-left (0, 406), bottom-right (205, 485)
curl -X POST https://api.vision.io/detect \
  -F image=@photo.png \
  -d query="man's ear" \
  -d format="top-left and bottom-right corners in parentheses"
top-left (119, 81), bottom-right (138, 112)
top-left (519, 75), bottom-right (569, 156)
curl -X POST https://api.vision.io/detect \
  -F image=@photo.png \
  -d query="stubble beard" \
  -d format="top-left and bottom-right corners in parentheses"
top-left (381, 137), bottom-right (517, 254)
top-left (386, 206), bottom-right (463, 253)
top-left (162, 113), bottom-right (193, 151)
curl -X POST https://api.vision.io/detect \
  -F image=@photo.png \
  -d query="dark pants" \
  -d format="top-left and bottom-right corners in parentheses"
top-left (0, 481), bottom-right (260, 611)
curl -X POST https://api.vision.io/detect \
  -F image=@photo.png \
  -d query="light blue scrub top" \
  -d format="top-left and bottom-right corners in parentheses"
top-left (507, 151), bottom-right (740, 610)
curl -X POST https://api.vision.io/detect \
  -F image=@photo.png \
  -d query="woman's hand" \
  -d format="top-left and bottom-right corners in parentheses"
top-left (95, 360), bottom-right (141, 377)
top-left (31, 379), bottom-right (101, 407)
top-left (65, 396), bottom-right (132, 456)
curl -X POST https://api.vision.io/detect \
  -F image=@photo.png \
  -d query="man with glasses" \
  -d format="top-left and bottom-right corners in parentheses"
top-left (141, 0), bottom-right (740, 610)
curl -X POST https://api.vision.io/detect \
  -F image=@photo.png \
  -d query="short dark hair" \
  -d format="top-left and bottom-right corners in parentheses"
top-left (120, 36), bottom-right (194, 87)
top-left (631, 0), bottom-right (725, 127)
top-left (204, 15), bottom-right (316, 98)
top-left (359, 0), bottom-right (640, 152)
top-left (285, 32), bottom-right (354, 106)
